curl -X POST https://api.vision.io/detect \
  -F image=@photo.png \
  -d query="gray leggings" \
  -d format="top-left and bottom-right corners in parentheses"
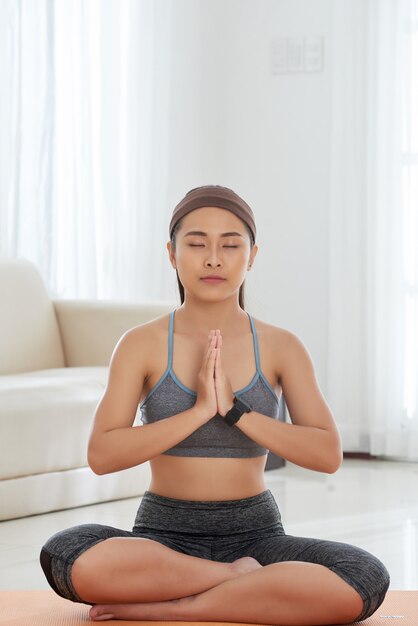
top-left (40, 489), bottom-right (389, 621)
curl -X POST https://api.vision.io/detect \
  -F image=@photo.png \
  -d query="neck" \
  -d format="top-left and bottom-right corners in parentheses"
top-left (175, 298), bottom-right (249, 335)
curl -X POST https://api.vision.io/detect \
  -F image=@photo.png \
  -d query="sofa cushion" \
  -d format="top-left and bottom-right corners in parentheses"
top-left (0, 258), bottom-right (66, 374)
top-left (0, 464), bottom-right (151, 520)
top-left (0, 367), bottom-right (109, 479)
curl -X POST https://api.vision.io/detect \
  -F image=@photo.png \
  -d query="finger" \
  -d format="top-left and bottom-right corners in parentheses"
top-left (205, 332), bottom-right (217, 356)
top-left (205, 347), bottom-right (217, 370)
top-left (205, 331), bottom-right (219, 369)
top-left (214, 346), bottom-right (222, 371)
top-left (201, 335), bottom-right (217, 372)
top-left (209, 348), bottom-right (217, 367)
top-left (216, 345), bottom-right (221, 362)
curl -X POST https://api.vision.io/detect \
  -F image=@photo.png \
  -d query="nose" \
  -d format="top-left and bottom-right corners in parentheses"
top-left (204, 245), bottom-right (222, 268)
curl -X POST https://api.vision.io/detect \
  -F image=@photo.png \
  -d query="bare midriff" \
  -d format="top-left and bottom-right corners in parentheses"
top-left (148, 455), bottom-right (268, 501)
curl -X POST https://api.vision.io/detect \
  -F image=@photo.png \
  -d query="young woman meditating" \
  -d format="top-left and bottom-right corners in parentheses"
top-left (40, 185), bottom-right (390, 624)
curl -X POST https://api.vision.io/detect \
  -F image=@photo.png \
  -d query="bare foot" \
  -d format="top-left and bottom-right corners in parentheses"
top-left (89, 557), bottom-right (262, 621)
top-left (230, 556), bottom-right (262, 575)
top-left (89, 597), bottom-right (186, 622)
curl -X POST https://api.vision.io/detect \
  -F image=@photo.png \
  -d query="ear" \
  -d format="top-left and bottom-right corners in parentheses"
top-left (167, 241), bottom-right (176, 269)
top-left (248, 243), bottom-right (259, 269)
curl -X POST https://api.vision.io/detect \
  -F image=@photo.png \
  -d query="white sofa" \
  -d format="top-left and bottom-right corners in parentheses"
top-left (0, 258), bottom-right (175, 521)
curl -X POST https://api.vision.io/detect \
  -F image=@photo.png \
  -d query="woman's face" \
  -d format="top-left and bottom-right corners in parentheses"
top-left (167, 206), bottom-right (258, 302)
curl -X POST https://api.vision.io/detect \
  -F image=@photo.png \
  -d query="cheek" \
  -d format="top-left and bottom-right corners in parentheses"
top-left (175, 248), bottom-right (198, 272)
top-left (234, 250), bottom-right (250, 266)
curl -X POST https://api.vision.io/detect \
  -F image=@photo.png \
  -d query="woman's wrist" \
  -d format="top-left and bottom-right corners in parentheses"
top-left (189, 404), bottom-right (216, 424)
top-left (223, 397), bottom-right (252, 426)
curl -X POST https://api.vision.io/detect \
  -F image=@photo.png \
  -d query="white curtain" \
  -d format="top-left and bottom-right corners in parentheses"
top-left (328, 0), bottom-right (418, 459)
top-left (0, 0), bottom-right (174, 301)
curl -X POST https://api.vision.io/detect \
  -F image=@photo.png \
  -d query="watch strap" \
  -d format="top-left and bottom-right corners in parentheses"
top-left (224, 396), bottom-right (252, 427)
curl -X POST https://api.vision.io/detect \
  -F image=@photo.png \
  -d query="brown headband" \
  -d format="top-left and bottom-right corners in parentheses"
top-left (169, 185), bottom-right (256, 242)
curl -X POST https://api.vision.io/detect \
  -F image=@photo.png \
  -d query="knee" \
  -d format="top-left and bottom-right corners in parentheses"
top-left (342, 554), bottom-right (390, 622)
top-left (70, 550), bottom-right (97, 602)
top-left (358, 558), bottom-right (390, 621)
top-left (40, 524), bottom-right (112, 603)
top-left (69, 534), bottom-right (120, 600)
top-left (39, 548), bottom-right (63, 598)
top-left (337, 589), bottom-right (366, 624)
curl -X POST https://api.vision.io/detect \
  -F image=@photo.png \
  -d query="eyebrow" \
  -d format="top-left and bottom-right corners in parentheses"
top-left (183, 230), bottom-right (244, 238)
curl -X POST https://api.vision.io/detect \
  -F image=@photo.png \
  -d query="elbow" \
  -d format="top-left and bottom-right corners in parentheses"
top-left (87, 442), bottom-right (147, 474)
top-left (323, 447), bottom-right (343, 474)
top-left (321, 429), bottom-right (343, 474)
top-left (87, 432), bottom-right (118, 475)
top-left (324, 460), bottom-right (341, 474)
top-left (89, 464), bottom-right (108, 476)
top-left (88, 458), bottom-right (107, 476)
top-left (87, 445), bottom-right (110, 475)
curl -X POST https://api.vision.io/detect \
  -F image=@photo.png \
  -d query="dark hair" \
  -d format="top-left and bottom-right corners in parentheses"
top-left (170, 217), bottom-right (255, 310)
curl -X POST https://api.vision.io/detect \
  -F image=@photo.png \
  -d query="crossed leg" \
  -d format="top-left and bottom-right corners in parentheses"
top-left (70, 536), bottom-right (262, 611)
top-left (79, 534), bottom-right (367, 624)
top-left (48, 523), bottom-right (388, 625)
top-left (89, 559), bottom-right (364, 624)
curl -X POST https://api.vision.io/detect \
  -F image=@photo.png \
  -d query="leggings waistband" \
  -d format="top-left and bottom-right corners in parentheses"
top-left (133, 489), bottom-right (282, 536)
top-left (143, 489), bottom-right (275, 507)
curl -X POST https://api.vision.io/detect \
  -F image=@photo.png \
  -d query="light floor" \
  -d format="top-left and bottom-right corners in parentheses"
top-left (0, 459), bottom-right (417, 590)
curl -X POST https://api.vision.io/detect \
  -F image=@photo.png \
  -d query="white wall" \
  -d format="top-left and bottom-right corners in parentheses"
top-left (164, 0), bottom-right (333, 391)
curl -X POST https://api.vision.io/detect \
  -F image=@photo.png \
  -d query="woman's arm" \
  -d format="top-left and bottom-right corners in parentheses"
top-left (88, 326), bottom-right (216, 474)
top-left (87, 326), bottom-right (214, 475)
top-left (235, 329), bottom-right (342, 473)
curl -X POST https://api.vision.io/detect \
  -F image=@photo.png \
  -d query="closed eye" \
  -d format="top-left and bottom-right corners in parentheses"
top-left (188, 244), bottom-right (239, 248)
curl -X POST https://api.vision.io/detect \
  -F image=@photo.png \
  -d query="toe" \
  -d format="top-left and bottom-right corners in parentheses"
top-left (89, 605), bottom-right (114, 621)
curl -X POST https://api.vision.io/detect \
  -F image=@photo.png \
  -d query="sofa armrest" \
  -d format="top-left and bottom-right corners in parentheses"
top-left (53, 300), bottom-right (176, 366)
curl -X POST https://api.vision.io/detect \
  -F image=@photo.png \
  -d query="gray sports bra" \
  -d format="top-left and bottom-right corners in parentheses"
top-left (139, 309), bottom-right (282, 457)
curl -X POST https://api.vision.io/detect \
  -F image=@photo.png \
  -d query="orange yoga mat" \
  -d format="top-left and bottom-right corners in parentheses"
top-left (0, 590), bottom-right (416, 626)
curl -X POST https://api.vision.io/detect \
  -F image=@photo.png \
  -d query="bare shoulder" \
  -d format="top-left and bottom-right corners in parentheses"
top-left (253, 317), bottom-right (303, 350)
top-left (109, 312), bottom-right (170, 378)
top-left (251, 315), bottom-right (313, 377)
top-left (252, 315), bottom-right (335, 436)
top-left (120, 311), bottom-right (169, 344)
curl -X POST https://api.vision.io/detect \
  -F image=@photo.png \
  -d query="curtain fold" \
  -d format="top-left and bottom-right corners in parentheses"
top-left (328, 0), bottom-right (418, 459)
top-left (0, 0), bottom-right (173, 301)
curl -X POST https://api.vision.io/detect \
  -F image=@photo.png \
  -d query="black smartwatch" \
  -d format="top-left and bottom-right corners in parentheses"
top-left (223, 397), bottom-right (252, 427)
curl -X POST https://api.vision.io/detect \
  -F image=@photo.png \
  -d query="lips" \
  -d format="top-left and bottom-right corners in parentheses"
top-left (200, 276), bottom-right (226, 283)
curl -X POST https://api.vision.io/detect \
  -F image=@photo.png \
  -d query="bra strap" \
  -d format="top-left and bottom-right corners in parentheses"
top-left (247, 313), bottom-right (261, 373)
top-left (168, 310), bottom-right (175, 369)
